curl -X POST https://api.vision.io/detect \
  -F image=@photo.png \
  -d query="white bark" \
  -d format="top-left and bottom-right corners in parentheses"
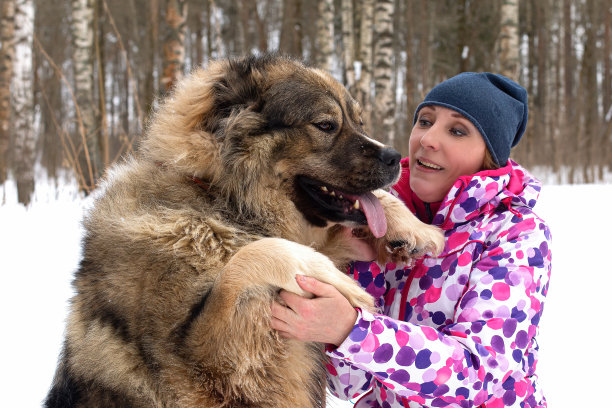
top-left (0, 0), bottom-right (16, 183)
top-left (316, 0), bottom-right (334, 73)
top-left (341, 0), bottom-right (355, 91)
top-left (12, 0), bottom-right (35, 204)
top-left (71, 0), bottom-right (100, 184)
top-left (373, 0), bottom-right (395, 145)
top-left (499, 0), bottom-right (520, 80)
top-left (356, 0), bottom-right (374, 129)
top-left (209, 0), bottom-right (223, 59)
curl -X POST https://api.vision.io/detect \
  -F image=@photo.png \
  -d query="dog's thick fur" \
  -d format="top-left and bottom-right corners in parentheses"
top-left (45, 54), bottom-right (443, 408)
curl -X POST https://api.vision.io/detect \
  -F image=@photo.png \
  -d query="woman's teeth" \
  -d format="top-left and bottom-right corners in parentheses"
top-left (418, 159), bottom-right (442, 170)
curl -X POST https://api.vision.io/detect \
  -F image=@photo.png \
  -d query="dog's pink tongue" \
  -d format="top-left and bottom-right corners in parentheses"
top-left (358, 192), bottom-right (387, 238)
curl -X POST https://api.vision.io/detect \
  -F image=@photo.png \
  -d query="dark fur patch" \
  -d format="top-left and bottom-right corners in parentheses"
top-left (45, 359), bottom-right (82, 408)
top-left (45, 348), bottom-right (140, 408)
top-left (172, 287), bottom-right (213, 351)
top-left (206, 54), bottom-right (282, 135)
top-left (76, 258), bottom-right (133, 344)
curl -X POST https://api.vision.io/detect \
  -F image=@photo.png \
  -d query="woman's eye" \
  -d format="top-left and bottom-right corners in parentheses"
top-left (450, 127), bottom-right (467, 136)
top-left (315, 121), bottom-right (337, 132)
top-left (418, 118), bottom-right (432, 127)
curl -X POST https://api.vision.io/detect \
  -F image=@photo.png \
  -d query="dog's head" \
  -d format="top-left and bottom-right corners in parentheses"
top-left (143, 54), bottom-right (401, 236)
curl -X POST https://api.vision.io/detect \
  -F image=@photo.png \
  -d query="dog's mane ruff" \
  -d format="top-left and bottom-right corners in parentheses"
top-left (140, 61), bottom-right (227, 182)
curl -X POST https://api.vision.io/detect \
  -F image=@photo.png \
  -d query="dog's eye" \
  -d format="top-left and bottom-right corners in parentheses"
top-left (315, 121), bottom-right (337, 133)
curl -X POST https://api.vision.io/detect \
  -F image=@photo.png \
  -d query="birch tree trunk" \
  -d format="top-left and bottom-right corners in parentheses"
top-left (581, 0), bottom-right (598, 181)
top-left (603, 3), bottom-right (611, 120)
top-left (356, 0), bottom-right (374, 132)
top-left (71, 0), bottom-right (100, 186)
top-left (207, 0), bottom-right (222, 59)
top-left (373, 0), bottom-right (395, 145)
top-left (0, 0), bottom-right (16, 185)
top-left (161, 0), bottom-right (188, 92)
top-left (498, 0), bottom-right (519, 80)
top-left (400, 0), bottom-right (415, 157)
top-left (12, 0), bottom-right (35, 205)
top-left (315, 0), bottom-right (334, 73)
top-left (603, 3), bottom-right (612, 171)
top-left (562, 0), bottom-right (577, 181)
top-left (341, 0), bottom-right (355, 92)
top-left (144, 0), bottom-right (159, 115)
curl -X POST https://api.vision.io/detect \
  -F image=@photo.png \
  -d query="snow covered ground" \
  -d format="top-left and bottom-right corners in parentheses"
top-left (1, 177), bottom-right (611, 407)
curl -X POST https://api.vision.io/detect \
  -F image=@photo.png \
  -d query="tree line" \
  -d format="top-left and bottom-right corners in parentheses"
top-left (0, 0), bottom-right (610, 205)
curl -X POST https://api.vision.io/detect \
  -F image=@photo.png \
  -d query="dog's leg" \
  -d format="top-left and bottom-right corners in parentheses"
top-left (183, 238), bottom-right (373, 408)
top-left (219, 237), bottom-right (374, 312)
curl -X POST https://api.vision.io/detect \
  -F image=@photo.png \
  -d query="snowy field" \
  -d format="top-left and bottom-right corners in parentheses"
top-left (1, 176), bottom-right (611, 407)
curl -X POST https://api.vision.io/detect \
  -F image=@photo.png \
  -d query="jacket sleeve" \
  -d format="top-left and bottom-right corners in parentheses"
top-left (325, 260), bottom-right (388, 400)
top-left (326, 212), bottom-right (552, 406)
top-left (325, 309), bottom-right (376, 400)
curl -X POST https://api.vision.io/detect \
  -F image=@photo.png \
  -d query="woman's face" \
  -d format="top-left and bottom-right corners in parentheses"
top-left (408, 105), bottom-right (487, 202)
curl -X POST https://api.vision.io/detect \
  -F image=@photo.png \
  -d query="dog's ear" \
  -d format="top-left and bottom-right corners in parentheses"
top-left (204, 57), bottom-right (264, 133)
top-left (202, 54), bottom-right (296, 139)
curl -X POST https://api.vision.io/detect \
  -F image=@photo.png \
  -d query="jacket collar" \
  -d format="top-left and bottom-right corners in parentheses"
top-left (392, 158), bottom-right (541, 231)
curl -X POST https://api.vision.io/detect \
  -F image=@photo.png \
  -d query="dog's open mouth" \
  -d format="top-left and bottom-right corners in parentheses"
top-left (297, 176), bottom-right (387, 237)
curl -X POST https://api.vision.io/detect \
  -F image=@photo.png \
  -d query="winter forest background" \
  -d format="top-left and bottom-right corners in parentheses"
top-left (1, 1), bottom-right (611, 407)
top-left (0, 0), bottom-right (611, 207)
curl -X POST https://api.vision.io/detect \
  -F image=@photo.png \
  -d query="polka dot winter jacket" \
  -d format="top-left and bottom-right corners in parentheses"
top-left (326, 159), bottom-right (552, 408)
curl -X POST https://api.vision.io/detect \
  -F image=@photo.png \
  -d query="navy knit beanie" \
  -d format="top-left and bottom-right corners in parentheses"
top-left (413, 72), bottom-right (528, 166)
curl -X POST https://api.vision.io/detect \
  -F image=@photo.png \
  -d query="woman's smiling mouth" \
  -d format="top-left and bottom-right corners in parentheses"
top-left (416, 158), bottom-right (443, 171)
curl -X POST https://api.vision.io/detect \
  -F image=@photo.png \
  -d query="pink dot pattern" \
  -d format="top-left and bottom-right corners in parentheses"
top-left (326, 160), bottom-right (552, 408)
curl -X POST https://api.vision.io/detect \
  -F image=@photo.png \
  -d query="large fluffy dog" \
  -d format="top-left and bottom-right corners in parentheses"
top-left (45, 54), bottom-right (443, 408)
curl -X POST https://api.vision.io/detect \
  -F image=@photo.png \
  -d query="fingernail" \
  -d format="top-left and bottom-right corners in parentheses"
top-left (296, 274), bottom-right (307, 282)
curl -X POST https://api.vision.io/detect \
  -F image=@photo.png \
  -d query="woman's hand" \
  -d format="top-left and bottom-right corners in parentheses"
top-left (270, 275), bottom-right (358, 346)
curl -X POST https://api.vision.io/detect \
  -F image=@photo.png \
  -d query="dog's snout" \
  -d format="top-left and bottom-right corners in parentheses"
top-left (378, 147), bottom-right (401, 167)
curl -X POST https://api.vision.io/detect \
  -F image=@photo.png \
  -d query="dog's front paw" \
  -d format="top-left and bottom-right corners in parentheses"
top-left (373, 190), bottom-right (445, 265)
top-left (378, 224), bottom-right (444, 265)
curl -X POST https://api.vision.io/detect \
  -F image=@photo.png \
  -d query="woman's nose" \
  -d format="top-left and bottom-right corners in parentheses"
top-left (419, 127), bottom-right (441, 150)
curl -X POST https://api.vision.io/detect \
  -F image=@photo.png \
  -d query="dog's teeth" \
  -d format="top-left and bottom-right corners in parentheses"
top-left (330, 191), bottom-right (336, 197)
top-left (353, 200), bottom-right (360, 209)
top-left (321, 186), bottom-right (328, 192)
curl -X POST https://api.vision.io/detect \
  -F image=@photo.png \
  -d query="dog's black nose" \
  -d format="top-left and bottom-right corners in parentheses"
top-left (378, 147), bottom-right (401, 167)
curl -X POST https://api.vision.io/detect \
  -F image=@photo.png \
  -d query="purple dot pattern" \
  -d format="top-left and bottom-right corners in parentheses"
top-left (326, 161), bottom-right (552, 408)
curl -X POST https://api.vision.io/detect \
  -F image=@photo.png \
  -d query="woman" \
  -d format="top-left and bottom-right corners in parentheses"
top-left (271, 72), bottom-right (552, 407)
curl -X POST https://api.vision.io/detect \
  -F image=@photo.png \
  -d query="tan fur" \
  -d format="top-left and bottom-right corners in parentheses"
top-left (45, 54), bottom-right (444, 408)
